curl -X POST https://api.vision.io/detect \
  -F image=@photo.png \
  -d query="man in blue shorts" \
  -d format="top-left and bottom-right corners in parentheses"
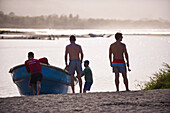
top-left (81, 60), bottom-right (93, 93)
top-left (109, 32), bottom-right (130, 92)
top-left (65, 35), bottom-right (84, 93)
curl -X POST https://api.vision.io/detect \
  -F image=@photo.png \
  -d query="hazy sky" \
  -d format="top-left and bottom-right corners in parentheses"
top-left (0, 0), bottom-right (170, 20)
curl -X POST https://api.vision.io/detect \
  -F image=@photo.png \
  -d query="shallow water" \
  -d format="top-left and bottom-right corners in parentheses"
top-left (0, 32), bottom-right (170, 97)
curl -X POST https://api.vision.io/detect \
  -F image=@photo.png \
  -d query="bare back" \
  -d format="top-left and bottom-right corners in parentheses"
top-left (66, 43), bottom-right (83, 60)
top-left (110, 42), bottom-right (126, 60)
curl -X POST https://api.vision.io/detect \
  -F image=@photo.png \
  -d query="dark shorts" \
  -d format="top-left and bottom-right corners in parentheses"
top-left (112, 66), bottom-right (127, 73)
top-left (69, 60), bottom-right (82, 75)
top-left (29, 73), bottom-right (43, 85)
top-left (84, 82), bottom-right (93, 91)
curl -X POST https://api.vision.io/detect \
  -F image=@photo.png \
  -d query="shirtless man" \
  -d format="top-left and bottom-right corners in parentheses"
top-left (65, 35), bottom-right (84, 93)
top-left (109, 32), bottom-right (130, 92)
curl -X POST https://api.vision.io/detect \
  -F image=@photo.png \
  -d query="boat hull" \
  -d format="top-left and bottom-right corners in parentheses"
top-left (10, 64), bottom-right (72, 95)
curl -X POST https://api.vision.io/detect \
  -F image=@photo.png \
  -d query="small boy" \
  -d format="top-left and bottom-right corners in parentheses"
top-left (81, 60), bottom-right (93, 93)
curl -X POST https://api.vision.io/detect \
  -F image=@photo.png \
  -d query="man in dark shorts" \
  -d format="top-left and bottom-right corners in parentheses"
top-left (25, 52), bottom-right (43, 95)
top-left (65, 35), bottom-right (84, 93)
top-left (109, 32), bottom-right (130, 92)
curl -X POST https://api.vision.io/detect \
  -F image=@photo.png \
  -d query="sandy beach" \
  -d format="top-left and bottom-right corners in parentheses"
top-left (0, 89), bottom-right (169, 113)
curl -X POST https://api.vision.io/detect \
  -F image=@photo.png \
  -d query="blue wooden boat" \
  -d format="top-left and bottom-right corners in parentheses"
top-left (9, 64), bottom-right (76, 95)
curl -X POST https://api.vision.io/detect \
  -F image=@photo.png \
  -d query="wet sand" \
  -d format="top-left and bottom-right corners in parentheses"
top-left (0, 89), bottom-right (170, 113)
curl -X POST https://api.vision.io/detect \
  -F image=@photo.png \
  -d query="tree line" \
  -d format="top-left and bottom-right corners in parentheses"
top-left (0, 11), bottom-right (170, 29)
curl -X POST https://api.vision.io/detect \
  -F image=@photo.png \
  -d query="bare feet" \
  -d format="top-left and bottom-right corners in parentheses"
top-left (126, 89), bottom-right (130, 91)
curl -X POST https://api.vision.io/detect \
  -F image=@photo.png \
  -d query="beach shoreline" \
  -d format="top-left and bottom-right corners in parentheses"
top-left (1, 28), bottom-right (170, 40)
top-left (0, 89), bottom-right (169, 113)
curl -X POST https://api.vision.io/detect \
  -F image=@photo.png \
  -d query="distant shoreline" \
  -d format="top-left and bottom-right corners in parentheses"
top-left (0, 29), bottom-right (170, 40)
top-left (1, 34), bottom-right (170, 40)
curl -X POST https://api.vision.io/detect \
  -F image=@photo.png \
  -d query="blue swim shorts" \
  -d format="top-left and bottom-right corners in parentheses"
top-left (84, 82), bottom-right (93, 91)
top-left (69, 60), bottom-right (82, 75)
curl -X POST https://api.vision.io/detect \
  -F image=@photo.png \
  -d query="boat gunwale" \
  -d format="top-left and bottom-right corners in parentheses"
top-left (9, 63), bottom-right (70, 75)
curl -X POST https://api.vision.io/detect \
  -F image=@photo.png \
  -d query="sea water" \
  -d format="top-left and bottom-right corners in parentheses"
top-left (0, 29), bottom-right (170, 98)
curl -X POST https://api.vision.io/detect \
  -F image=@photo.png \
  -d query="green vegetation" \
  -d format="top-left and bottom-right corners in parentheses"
top-left (138, 63), bottom-right (170, 90)
top-left (0, 11), bottom-right (170, 29)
